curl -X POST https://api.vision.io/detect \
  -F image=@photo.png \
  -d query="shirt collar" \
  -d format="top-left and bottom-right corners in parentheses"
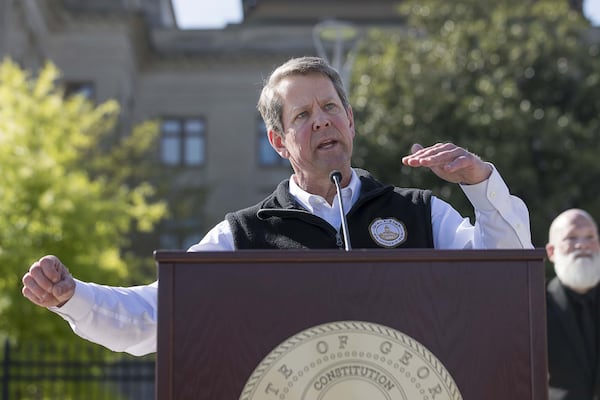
top-left (289, 169), bottom-right (361, 211)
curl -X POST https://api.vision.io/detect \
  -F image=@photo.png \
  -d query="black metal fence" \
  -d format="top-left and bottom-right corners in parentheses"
top-left (1, 339), bottom-right (155, 400)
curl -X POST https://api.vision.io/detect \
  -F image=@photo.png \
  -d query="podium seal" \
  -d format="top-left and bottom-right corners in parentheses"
top-left (240, 321), bottom-right (462, 400)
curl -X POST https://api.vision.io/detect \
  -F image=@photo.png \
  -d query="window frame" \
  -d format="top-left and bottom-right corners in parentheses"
top-left (160, 116), bottom-right (207, 167)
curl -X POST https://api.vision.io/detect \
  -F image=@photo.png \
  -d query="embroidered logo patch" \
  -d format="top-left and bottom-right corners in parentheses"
top-left (369, 218), bottom-right (407, 248)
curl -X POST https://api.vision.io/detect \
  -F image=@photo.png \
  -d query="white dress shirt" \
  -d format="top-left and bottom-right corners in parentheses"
top-left (51, 166), bottom-right (532, 355)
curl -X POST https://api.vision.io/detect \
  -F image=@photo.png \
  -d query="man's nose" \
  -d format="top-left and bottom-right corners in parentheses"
top-left (312, 112), bottom-right (331, 130)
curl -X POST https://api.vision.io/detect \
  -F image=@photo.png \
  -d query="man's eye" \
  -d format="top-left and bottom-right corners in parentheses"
top-left (295, 112), bottom-right (307, 120)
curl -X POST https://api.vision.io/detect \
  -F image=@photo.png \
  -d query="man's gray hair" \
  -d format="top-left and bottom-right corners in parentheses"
top-left (257, 56), bottom-right (350, 135)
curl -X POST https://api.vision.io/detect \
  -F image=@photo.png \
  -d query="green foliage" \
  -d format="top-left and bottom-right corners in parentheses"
top-left (1, 339), bottom-right (154, 399)
top-left (0, 59), bottom-right (167, 343)
top-left (350, 0), bottom-right (600, 247)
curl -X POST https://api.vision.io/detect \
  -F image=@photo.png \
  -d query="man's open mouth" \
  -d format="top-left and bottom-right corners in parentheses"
top-left (318, 139), bottom-right (337, 149)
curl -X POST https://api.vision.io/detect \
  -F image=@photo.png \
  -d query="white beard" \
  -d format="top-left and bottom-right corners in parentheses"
top-left (554, 250), bottom-right (600, 292)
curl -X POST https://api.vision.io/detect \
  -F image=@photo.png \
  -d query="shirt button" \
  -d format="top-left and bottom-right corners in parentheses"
top-left (489, 191), bottom-right (497, 199)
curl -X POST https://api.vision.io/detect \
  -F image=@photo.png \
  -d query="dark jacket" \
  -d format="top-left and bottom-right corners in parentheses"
top-left (547, 277), bottom-right (600, 399)
top-left (226, 169), bottom-right (434, 250)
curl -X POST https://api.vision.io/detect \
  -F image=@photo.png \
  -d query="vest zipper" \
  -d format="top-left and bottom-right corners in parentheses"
top-left (335, 232), bottom-right (344, 249)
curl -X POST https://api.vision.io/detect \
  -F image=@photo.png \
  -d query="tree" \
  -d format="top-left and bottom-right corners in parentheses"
top-left (350, 0), bottom-right (600, 247)
top-left (0, 59), bottom-right (167, 343)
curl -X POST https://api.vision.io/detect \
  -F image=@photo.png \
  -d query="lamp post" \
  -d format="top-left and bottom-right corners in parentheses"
top-left (312, 19), bottom-right (360, 90)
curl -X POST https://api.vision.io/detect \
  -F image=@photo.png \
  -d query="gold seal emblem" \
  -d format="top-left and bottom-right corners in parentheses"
top-left (240, 321), bottom-right (462, 400)
top-left (369, 218), bottom-right (407, 248)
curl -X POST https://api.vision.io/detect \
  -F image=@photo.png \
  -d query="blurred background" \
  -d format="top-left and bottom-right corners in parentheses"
top-left (1, 0), bottom-right (599, 398)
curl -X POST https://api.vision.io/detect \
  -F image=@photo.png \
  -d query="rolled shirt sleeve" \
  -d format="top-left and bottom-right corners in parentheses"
top-left (432, 163), bottom-right (532, 249)
top-left (50, 279), bottom-right (158, 356)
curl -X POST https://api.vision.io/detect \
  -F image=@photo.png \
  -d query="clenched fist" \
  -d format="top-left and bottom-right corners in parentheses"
top-left (22, 255), bottom-right (76, 308)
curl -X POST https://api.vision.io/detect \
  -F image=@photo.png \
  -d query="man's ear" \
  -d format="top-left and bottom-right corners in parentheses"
top-left (268, 129), bottom-right (289, 158)
top-left (545, 243), bottom-right (556, 263)
top-left (347, 106), bottom-right (355, 138)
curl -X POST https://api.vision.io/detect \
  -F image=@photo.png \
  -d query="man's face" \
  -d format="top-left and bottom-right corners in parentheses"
top-left (548, 213), bottom-right (600, 292)
top-left (268, 73), bottom-right (355, 182)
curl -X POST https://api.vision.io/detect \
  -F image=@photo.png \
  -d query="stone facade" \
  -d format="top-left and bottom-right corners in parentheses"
top-left (0, 0), bottom-right (403, 251)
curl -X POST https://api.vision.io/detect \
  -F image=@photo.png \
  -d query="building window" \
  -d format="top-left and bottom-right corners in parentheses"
top-left (161, 117), bottom-right (206, 166)
top-left (64, 81), bottom-right (95, 101)
top-left (257, 119), bottom-right (289, 167)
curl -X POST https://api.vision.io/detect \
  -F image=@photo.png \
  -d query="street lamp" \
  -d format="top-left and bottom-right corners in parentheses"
top-left (312, 19), bottom-right (360, 90)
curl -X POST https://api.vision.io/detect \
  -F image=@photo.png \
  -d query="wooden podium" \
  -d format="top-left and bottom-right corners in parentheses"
top-left (155, 249), bottom-right (548, 400)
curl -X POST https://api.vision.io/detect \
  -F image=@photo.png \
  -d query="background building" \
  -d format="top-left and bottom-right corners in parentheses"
top-left (0, 0), bottom-right (403, 252)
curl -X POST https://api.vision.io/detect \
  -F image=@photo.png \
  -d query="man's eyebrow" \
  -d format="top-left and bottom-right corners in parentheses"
top-left (288, 104), bottom-right (307, 115)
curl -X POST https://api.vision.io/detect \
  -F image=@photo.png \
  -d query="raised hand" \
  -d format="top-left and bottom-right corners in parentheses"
top-left (402, 143), bottom-right (492, 185)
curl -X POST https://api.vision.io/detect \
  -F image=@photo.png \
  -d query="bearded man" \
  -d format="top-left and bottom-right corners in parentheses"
top-left (546, 208), bottom-right (600, 400)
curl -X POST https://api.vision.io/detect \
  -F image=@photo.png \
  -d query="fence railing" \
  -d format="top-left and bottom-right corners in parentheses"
top-left (1, 339), bottom-right (155, 400)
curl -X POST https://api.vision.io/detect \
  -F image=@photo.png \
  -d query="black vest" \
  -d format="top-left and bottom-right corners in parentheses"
top-left (226, 169), bottom-right (434, 249)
